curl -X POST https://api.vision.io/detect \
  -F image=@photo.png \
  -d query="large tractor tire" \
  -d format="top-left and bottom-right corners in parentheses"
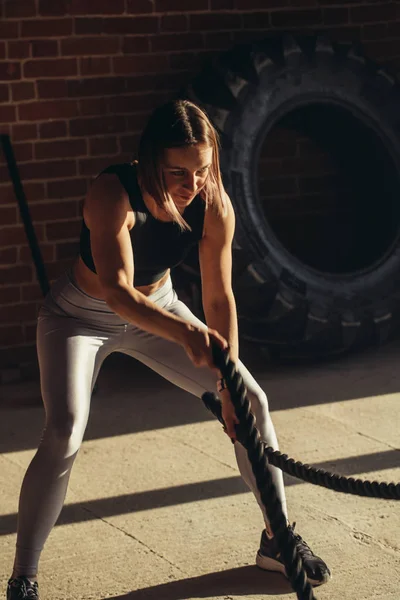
top-left (176, 34), bottom-right (400, 361)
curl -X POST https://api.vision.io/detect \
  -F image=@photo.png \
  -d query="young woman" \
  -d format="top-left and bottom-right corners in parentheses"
top-left (7, 100), bottom-right (330, 600)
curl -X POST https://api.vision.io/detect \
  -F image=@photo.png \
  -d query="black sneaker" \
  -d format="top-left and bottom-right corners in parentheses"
top-left (256, 523), bottom-right (331, 586)
top-left (7, 577), bottom-right (39, 600)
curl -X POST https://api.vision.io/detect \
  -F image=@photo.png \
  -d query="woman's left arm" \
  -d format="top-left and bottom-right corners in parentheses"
top-left (199, 193), bottom-right (239, 366)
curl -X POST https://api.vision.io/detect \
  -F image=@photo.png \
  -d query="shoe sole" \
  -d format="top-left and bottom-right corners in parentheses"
top-left (256, 551), bottom-right (331, 587)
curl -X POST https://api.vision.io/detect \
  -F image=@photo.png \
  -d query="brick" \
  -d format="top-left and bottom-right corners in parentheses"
top-left (61, 36), bottom-right (120, 56)
top-left (4, 0), bottom-right (37, 18)
top-left (204, 32), bottom-right (233, 50)
top-left (122, 37), bottom-right (150, 54)
top-left (350, 3), bottom-right (396, 24)
top-left (75, 16), bottom-right (159, 35)
top-left (89, 136), bottom-right (118, 156)
top-left (3, 142), bottom-right (33, 164)
top-left (0, 62), bottom-right (21, 81)
top-left (0, 85), bottom-right (9, 103)
top-left (169, 51), bottom-right (198, 70)
top-left (0, 182), bottom-right (44, 206)
top-left (7, 41), bottom-right (31, 59)
top-left (0, 286), bottom-right (21, 304)
top-left (24, 323), bottom-right (38, 343)
top-left (12, 123), bottom-right (38, 141)
top-left (107, 16), bottom-right (159, 34)
top-left (32, 40), bottom-right (59, 58)
top-left (11, 82), bottom-right (36, 102)
top-left (0, 247), bottom-right (17, 264)
top-left (0, 325), bottom-right (24, 346)
top-left (271, 9), bottom-right (323, 27)
top-left (123, 114), bottom-right (148, 133)
top-left (242, 11), bottom-right (271, 29)
top-left (70, 115), bottom-right (126, 136)
top-left (120, 134), bottom-right (141, 153)
top-left (113, 55), bottom-right (168, 74)
top-left (78, 157), bottom-right (114, 177)
top-left (155, 0), bottom-right (207, 10)
top-left (67, 76), bottom-right (126, 98)
top-left (21, 18), bottom-right (73, 37)
top-left (19, 160), bottom-right (77, 181)
top-left (160, 14), bottom-right (188, 31)
top-left (0, 22), bottom-right (19, 39)
top-left (80, 57), bottom-right (112, 76)
top-left (35, 139), bottom-right (86, 160)
top-left (0, 303), bottom-right (38, 323)
top-left (38, 0), bottom-right (69, 16)
top-left (47, 178), bottom-right (88, 199)
top-left (30, 200), bottom-right (79, 222)
top-left (235, 0), bottom-right (282, 6)
top-left (0, 205), bottom-right (17, 226)
top-left (56, 241), bottom-right (79, 260)
top-left (323, 8), bottom-right (349, 26)
top-left (0, 226), bottom-right (28, 247)
top-left (151, 33), bottom-right (203, 52)
top-left (0, 105), bottom-right (16, 123)
top-left (74, 17), bottom-right (105, 35)
top-left (108, 93), bottom-right (162, 113)
top-left (211, 0), bottom-right (234, 8)
top-left (69, 0), bottom-right (125, 14)
top-left (45, 259), bottom-right (74, 280)
top-left (0, 42), bottom-right (5, 60)
top-left (190, 13), bottom-right (242, 31)
top-left (46, 219), bottom-right (81, 240)
top-left (18, 100), bottom-right (79, 122)
top-left (0, 265), bottom-right (32, 285)
top-left (19, 244), bottom-right (54, 263)
top-left (39, 120), bottom-right (67, 139)
top-left (22, 282), bottom-right (47, 301)
top-left (126, 0), bottom-right (154, 13)
top-left (23, 58), bottom-right (77, 79)
top-left (37, 80), bottom-right (68, 99)
top-left (79, 97), bottom-right (108, 117)
top-left (124, 72), bottom-right (187, 92)
top-left (0, 344), bottom-right (37, 367)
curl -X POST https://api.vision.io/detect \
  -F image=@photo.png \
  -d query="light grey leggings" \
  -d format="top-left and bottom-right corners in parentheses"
top-left (13, 270), bottom-right (287, 578)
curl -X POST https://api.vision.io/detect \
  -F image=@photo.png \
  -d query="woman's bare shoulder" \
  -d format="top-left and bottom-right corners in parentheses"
top-left (84, 173), bottom-right (135, 231)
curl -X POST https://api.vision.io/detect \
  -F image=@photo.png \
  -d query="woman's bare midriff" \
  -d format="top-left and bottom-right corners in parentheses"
top-left (72, 256), bottom-right (171, 301)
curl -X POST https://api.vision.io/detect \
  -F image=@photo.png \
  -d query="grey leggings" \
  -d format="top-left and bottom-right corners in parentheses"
top-left (13, 270), bottom-right (287, 578)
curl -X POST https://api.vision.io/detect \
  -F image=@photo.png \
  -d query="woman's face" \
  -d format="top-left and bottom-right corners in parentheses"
top-left (162, 143), bottom-right (213, 211)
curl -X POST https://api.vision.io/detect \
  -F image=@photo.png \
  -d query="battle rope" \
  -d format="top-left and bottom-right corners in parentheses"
top-left (208, 345), bottom-right (317, 600)
top-left (202, 393), bottom-right (400, 501)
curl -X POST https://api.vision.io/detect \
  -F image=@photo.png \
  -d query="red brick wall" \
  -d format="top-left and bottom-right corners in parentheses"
top-left (0, 1), bottom-right (399, 377)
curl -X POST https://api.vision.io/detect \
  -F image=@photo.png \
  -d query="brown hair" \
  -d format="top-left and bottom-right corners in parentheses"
top-left (136, 99), bottom-right (226, 231)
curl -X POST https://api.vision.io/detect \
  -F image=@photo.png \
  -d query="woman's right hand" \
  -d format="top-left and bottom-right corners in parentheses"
top-left (181, 325), bottom-right (228, 370)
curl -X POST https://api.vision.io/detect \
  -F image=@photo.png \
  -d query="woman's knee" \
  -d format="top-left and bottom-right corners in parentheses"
top-left (42, 413), bottom-right (86, 456)
top-left (247, 388), bottom-right (270, 423)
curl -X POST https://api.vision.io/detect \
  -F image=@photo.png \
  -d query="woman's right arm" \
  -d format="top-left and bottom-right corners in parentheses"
top-left (85, 176), bottom-right (227, 369)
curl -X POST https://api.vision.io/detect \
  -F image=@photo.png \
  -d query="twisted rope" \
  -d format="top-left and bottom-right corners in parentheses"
top-left (201, 394), bottom-right (400, 500)
top-left (209, 345), bottom-right (317, 600)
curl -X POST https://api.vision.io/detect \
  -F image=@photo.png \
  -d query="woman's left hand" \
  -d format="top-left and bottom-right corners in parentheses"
top-left (219, 389), bottom-right (240, 442)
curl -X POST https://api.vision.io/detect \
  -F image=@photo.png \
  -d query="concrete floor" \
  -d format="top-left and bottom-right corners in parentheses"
top-left (0, 339), bottom-right (399, 600)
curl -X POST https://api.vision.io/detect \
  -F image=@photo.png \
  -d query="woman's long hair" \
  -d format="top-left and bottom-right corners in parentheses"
top-left (136, 99), bottom-right (226, 231)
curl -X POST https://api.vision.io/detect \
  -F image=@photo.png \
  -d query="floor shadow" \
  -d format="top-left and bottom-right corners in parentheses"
top-left (100, 565), bottom-right (293, 599)
top-left (1, 448), bottom-right (398, 536)
top-left (1, 339), bottom-right (400, 454)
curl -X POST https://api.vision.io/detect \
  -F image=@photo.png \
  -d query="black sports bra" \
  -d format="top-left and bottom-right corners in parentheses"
top-left (79, 163), bottom-right (206, 286)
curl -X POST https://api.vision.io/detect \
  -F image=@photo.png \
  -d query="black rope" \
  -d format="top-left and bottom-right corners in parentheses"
top-left (0, 134), bottom-right (49, 297)
top-left (209, 345), bottom-right (317, 600)
top-left (202, 393), bottom-right (400, 500)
